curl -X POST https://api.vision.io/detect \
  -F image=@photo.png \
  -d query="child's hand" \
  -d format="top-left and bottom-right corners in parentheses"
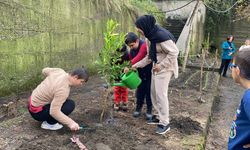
top-left (131, 65), bottom-right (137, 71)
top-left (124, 67), bottom-right (129, 74)
top-left (243, 144), bottom-right (250, 149)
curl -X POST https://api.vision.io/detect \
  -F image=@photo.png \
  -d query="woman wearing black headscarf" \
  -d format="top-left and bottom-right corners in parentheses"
top-left (132, 15), bottom-right (179, 135)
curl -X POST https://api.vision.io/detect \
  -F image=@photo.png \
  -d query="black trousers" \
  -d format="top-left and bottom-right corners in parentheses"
top-left (29, 99), bottom-right (75, 124)
top-left (219, 59), bottom-right (231, 76)
top-left (136, 76), bottom-right (152, 114)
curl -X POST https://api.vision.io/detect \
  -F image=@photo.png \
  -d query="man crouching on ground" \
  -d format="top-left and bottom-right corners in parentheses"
top-left (28, 67), bottom-right (89, 131)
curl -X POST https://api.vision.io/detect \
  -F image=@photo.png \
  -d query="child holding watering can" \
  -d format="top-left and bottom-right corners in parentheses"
top-left (123, 32), bottom-right (153, 120)
top-left (132, 15), bottom-right (179, 135)
top-left (113, 45), bottom-right (130, 111)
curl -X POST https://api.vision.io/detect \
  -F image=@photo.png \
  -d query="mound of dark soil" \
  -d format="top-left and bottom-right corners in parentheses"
top-left (170, 116), bottom-right (203, 135)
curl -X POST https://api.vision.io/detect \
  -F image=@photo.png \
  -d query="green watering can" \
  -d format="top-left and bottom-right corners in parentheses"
top-left (113, 70), bottom-right (141, 89)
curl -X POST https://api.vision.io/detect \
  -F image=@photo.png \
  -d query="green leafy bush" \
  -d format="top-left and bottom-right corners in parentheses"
top-left (96, 19), bottom-right (130, 86)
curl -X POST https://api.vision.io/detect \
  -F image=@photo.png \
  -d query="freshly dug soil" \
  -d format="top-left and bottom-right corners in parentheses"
top-left (0, 68), bottom-right (220, 150)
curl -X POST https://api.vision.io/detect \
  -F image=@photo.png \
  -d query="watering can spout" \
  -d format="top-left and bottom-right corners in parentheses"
top-left (112, 82), bottom-right (126, 87)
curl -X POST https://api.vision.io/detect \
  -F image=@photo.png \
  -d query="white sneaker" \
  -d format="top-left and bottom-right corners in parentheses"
top-left (41, 121), bottom-right (63, 130)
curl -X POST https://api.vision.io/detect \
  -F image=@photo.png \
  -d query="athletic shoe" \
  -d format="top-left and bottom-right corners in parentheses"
top-left (145, 113), bottom-right (153, 120)
top-left (41, 121), bottom-right (63, 130)
top-left (147, 115), bottom-right (160, 125)
top-left (121, 103), bottom-right (128, 111)
top-left (113, 103), bottom-right (120, 111)
top-left (133, 111), bottom-right (141, 118)
top-left (156, 124), bottom-right (170, 135)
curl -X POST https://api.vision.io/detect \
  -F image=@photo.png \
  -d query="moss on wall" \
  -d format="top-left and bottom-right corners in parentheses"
top-left (0, 0), bottom-right (157, 97)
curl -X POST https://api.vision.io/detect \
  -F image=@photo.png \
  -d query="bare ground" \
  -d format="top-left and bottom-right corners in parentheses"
top-left (0, 68), bottom-right (220, 150)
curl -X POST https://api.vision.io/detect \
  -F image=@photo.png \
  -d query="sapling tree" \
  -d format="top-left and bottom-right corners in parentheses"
top-left (97, 19), bottom-right (130, 85)
top-left (96, 19), bottom-right (130, 122)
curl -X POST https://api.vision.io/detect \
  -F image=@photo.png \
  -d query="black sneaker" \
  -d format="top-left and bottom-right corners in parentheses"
top-left (147, 115), bottom-right (159, 125)
top-left (156, 124), bottom-right (170, 135)
top-left (145, 113), bottom-right (153, 120)
top-left (133, 111), bottom-right (141, 118)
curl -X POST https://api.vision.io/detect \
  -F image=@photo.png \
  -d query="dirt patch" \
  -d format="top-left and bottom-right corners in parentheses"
top-left (0, 68), bottom-right (219, 150)
top-left (171, 116), bottom-right (203, 135)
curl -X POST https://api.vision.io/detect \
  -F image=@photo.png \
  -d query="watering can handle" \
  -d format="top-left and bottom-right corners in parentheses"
top-left (122, 69), bottom-right (138, 77)
top-left (134, 70), bottom-right (139, 75)
top-left (131, 70), bottom-right (139, 76)
top-left (121, 67), bottom-right (134, 78)
top-left (128, 69), bottom-right (139, 76)
top-left (120, 72), bottom-right (125, 79)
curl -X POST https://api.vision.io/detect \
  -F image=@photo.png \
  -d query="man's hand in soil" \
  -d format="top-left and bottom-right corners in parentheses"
top-left (69, 121), bottom-right (80, 131)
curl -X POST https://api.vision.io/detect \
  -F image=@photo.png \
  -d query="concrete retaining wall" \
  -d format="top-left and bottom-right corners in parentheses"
top-left (0, 0), bottom-right (137, 96)
top-left (155, 0), bottom-right (206, 55)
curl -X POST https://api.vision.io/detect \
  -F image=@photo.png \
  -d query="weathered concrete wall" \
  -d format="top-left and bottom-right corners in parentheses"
top-left (154, 0), bottom-right (206, 55)
top-left (155, 0), bottom-right (197, 19)
top-left (177, 1), bottom-right (206, 55)
top-left (0, 0), bottom-right (137, 96)
top-left (215, 19), bottom-right (250, 50)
